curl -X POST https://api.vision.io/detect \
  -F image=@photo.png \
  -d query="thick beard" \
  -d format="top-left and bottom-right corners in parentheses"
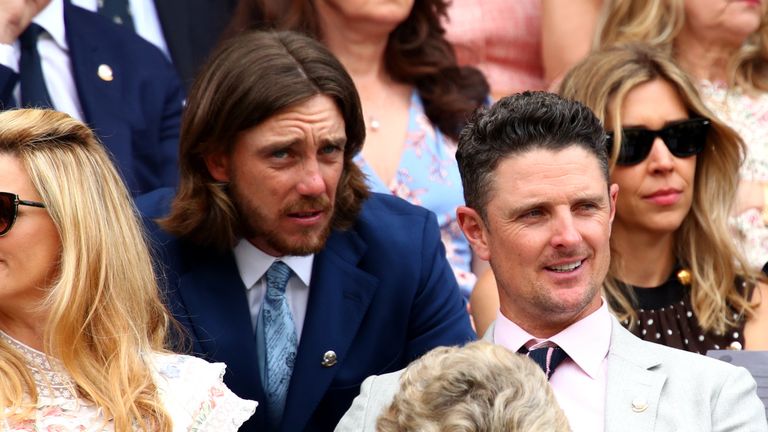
top-left (229, 180), bottom-right (334, 256)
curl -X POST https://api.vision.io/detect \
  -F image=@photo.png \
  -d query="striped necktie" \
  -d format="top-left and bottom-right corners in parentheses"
top-left (262, 261), bottom-right (298, 427)
top-left (520, 345), bottom-right (569, 380)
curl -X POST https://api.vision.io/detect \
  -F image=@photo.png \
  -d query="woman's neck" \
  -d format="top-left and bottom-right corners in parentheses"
top-left (0, 309), bottom-right (46, 351)
top-left (611, 224), bottom-right (677, 287)
top-left (674, 28), bottom-right (737, 83)
top-left (316, 5), bottom-right (391, 82)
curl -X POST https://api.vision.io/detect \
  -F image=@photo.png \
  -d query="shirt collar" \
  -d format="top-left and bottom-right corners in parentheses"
top-left (233, 238), bottom-right (314, 289)
top-left (33, 0), bottom-right (68, 50)
top-left (494, 299), bottom-right (612, 379)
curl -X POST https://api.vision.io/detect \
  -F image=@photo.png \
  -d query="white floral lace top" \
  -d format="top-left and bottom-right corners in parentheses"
top-left (699, 80), bottom-right (768, 269)
top-left (0, 331), bottom-right (257, 431)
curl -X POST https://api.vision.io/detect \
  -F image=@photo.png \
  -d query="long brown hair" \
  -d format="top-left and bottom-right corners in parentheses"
top-left (226, 0), bottom-right (489, 141)
top-left (160, 30), bottom-right (369, 251)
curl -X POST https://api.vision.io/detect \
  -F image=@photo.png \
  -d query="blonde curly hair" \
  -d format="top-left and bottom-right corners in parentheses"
top-left (376, 341), bottom-right (571, 432)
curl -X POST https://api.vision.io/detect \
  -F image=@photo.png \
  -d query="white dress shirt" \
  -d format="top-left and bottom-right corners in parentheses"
top-left (0, 0), bottom-right (84, 120)
top-left (71, 0), bottom-right (170, 58)
top-left (233, 238), bottom-right (312, 341)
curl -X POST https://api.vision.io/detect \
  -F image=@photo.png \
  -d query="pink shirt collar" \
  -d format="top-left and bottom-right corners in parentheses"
top-left (493, 299), bottom-right (611, 379)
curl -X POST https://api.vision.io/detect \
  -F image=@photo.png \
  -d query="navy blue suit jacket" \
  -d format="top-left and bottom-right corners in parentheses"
top-left (138, 189), bottom-right (476, 432)
top-left (0, 2), bottom-right (184, 196)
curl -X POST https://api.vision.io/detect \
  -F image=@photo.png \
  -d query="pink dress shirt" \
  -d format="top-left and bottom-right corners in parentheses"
top-left (494, 301), bottom-right (611, 432)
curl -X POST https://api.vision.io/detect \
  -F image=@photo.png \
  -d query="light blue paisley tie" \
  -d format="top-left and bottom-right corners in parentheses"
top-left (262, 261), bottom-right (298, 426)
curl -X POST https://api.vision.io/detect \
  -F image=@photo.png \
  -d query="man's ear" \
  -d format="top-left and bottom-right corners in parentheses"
top-left (457, 206), bottom-right (491, 261)
top-left (204, 151), bottom-right (231, 182)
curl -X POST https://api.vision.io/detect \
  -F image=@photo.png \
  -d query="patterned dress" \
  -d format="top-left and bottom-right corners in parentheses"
top-left (0, 331), bottom-right (256, 431)
top-left (619, 269), bottom-right (748, 354)
top-left (699, 80), bottom-right (768, 270)
top-left (355, 91), bottom-right (475, 296)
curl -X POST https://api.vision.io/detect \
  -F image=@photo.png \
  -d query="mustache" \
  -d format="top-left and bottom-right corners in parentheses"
top-left (282, 196), bottom-right (332, 215)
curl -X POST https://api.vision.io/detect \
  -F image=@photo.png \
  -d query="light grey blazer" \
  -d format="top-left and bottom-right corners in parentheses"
top-left (335, 316), bottom-right (767, 432)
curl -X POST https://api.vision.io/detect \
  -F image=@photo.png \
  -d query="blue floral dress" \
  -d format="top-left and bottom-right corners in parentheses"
top-left (355, 91), bottom-right (475, 296)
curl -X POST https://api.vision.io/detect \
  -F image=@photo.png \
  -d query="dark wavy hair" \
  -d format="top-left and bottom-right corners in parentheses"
top-left (457, 91), bottom-right (609, 221)
top-left (226, 0), bottom-right (489, 141)
top-left (160, 30), bottom-right (369, 251)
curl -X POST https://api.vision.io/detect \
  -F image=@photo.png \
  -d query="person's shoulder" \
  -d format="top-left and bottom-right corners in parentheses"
top-left (149, 352), bottom-right (257, 432)
top-left (357, 192), bottom-right (437, 230)
top-left (352, 193), bottom-right (440, 245)
top-left (64, 2), bottom-right (178, 82)
top-left (136, 187), bottom-right (176, 219)
top-left (360, 192), bottom-right (432, 218)
top-left (334, 369), bottom-right (404, 432)
top-left (64, 3), bottom-right (167, 59)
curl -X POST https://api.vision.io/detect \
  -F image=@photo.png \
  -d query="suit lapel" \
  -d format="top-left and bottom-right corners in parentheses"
top-left (64, 3), bottom-right (134, 168)
top-left (604, 318), bottom-right (666, 432)
top-left (176, 248), bottom-right (265, 403)
top-left (281, 228), bottom-right (379, 432)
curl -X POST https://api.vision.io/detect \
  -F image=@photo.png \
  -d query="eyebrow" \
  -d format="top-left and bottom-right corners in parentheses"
top-left (322, 136), bottom-right (347, 148)
top-left (259, 136), bottom-right (347, 153)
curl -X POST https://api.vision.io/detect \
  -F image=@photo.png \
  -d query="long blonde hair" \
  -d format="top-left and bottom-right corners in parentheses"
top-left (560, 44), bottom-right (757, 333)
top-left (596, 0), bottom-right (768, 91)
top-left (0, 109), bottom-right (172, 430)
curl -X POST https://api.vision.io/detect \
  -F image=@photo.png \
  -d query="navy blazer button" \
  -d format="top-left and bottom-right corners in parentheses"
top-left (321, 350), bottom-right (337, 367)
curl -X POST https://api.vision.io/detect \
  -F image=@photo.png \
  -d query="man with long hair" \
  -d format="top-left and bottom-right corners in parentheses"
top-left (138, 30), bottom-right (474, 432)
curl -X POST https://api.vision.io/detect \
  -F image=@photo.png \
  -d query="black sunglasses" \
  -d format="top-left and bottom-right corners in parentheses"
top-left (0, 192), bottom-right (46, 237)
top-left (606, 117), bottom-right (711, 166)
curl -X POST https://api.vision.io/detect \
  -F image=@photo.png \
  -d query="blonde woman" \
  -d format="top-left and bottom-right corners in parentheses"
top-left (0, 109), bottom-right (255, 430)
top-left (376, 341), bottom-right (571, 432)
top-left (560, 44), bottom-right (768, 353)
top-left (595, 0), bottom-right (768, 271)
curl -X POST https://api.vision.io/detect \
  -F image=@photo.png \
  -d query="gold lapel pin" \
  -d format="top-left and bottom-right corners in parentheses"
top-left (97, 64), bottom-right (114, 82)
top-left (631, 398), bottom-right (648, 413)
top-left (321, 350), bottom-right (337, 367)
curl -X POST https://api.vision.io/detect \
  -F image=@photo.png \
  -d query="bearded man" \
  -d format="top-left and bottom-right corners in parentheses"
top-left (137, 30), bottom-right (474, 432)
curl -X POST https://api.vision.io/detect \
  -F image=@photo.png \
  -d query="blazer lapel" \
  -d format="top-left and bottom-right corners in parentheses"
top-left (281, 228), bottom-right (379, 432)
top-left (64, 4), bottom-right (134, 170)
top-left (176, 249), bottom-right (265, 401)
top-left (604, 318), bottom-right (666, 432)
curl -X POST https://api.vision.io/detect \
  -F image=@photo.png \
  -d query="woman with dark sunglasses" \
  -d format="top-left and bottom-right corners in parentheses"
top-left (467, 44), bottom-right (768, 353)
top-left (559, 44), bottom-right (768, 353)
top-left (0, 109), bottom-right (255, 430)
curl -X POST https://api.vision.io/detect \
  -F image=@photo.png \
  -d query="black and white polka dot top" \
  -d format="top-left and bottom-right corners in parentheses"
top-left (619, 270), bottom-right (748, 354)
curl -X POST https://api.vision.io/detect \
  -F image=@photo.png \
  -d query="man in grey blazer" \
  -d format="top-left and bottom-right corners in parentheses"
top-left (335, 92), bottom-right (767, 432)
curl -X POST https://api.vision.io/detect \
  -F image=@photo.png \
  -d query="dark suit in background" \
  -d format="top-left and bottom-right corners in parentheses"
top-left (153, 0), bottom-right (238, 89)
top-left (0, 1), bottom-right (184, 196)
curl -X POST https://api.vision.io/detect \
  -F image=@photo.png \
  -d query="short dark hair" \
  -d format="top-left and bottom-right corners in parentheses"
top-left (160, 30), bottom-right (368, 250)
top-left (456, 91), bottom-right (608, 219)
